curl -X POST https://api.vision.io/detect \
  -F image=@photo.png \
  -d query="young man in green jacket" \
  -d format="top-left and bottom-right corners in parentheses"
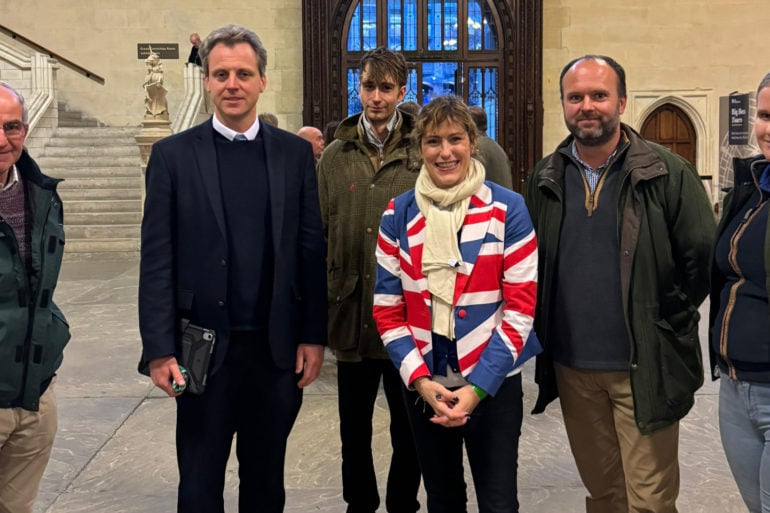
top-left (525, 55), bottom-right (714, 513)
top-left (317, 47), bottom-right (421, 513)
top-left (0, 83), bottom-right (70, 513)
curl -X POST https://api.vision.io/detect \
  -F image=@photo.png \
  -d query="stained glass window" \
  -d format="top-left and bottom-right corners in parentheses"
top-left (347, 68), bottom-right (362, 115)
top-left (387, 0), bottom-right (419, 51)
top-left (404, 0), bottom-right (417, 51)
top-left (387, 0), bottom-right (402, 50)
top-left (343, 0), bottom-right (501, 140)
top-left (404, 68), bottom-right (419, 103)
top-left (468, 1), bottom-right (498, 50)
top-left (422, 62), bottom-right (458, 104)
top-left (443, 1), bottom-right (458, 51)
top-left (348, 0), bottom-right (378, 51)
top-left (427, 0), bottom-right (442, 51)
top-left (347, 3), bottom-right (361, 51)
top-left (468, 67), bottom-right (499, 141)
top-left (482, 2), bottom-right (498, 50)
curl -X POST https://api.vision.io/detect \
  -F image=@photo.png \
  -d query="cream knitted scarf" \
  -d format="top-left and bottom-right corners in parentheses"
top-left (415, 158), bottom-right (485, 338)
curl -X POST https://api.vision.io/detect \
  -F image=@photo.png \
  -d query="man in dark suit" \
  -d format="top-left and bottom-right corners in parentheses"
top-left (138, 24), bottom-right (326, 513)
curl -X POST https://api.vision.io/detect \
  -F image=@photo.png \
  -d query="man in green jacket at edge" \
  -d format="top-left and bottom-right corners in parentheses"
top-left (317, 47), bottom-right (421, 513)
top-left (0, 83), bottom-right (70, 513)
top-left (524, 55), bottom-right (715, 513)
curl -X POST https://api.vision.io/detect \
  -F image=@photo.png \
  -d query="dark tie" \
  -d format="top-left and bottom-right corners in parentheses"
top-left (233, 134), bottom-right (248, 141)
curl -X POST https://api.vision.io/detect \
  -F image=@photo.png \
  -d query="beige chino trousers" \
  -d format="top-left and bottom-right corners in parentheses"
top-left (555, 363), bottom-right (680, 513)
top-left (0, 382), bottom-right (58, 513)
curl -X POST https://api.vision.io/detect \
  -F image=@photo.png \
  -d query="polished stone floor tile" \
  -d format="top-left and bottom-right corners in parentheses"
top-left (34, 257), bottom-right (744, 512)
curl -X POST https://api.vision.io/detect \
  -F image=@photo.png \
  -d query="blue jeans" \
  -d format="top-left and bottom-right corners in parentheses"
top-left (719, 377), bottom-right (770, 513)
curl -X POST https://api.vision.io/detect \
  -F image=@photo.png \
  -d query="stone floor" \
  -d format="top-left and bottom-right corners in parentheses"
top-left (33, 255), bottom-right (745, 512)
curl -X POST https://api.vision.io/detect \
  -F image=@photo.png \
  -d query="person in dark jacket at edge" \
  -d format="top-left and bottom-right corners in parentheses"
top-left (0, 82), bottom-right (70, 513)
top-left (709, 71), bottom-right (770, 513)
top-left (524, 55), bottom-right (715, 513)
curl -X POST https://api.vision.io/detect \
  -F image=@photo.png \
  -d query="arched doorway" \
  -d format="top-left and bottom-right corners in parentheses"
top-left (640, 103), bottom-right (697, 165)
top-left (301, 0), bottom-right (542, 190)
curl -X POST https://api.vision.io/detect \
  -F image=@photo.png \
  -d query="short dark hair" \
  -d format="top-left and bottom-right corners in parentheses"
top-left (398, 101), bottom-right (420, 117)
top-left (559, 55), bottom-right (627, 100)
top-left (468, 106), bottom-right (487, 133)
top-left (359, 47), bottom-right (408, 88)
top-left (758, 72), bottom-right (770, 96)
top-left (200, 24), bottom-right (268, 77)
top-left (324, 120), bottom-right (340, 146)
top-left (413, 95), bottom-right (478, 150)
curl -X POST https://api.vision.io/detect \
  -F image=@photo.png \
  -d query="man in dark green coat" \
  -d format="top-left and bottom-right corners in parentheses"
top-left (0, 83), bottom-right (70, 513)
top-left (469, 105), bottom-right (513, 189)
top-left (525, 55), bottom-right (714, 513)
top-left (317, 47), bottom-right (421, 513)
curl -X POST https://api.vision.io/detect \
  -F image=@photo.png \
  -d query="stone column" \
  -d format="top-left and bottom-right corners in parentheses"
top-left (135, 119), bottom-right (172, 205)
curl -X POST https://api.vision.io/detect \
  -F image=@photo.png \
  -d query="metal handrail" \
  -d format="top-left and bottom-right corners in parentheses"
top-left (0, 24), bottom-right (105, 85)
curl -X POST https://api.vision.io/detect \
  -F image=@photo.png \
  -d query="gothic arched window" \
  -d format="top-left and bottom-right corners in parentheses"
top-left (343, 0), bottom-right (503, 141)
top-left (301, 0), bottom-right (542, 190)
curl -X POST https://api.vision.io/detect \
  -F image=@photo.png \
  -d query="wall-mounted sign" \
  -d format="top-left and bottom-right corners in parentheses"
top-left (729, 93), bottom-right (750, 145)
top-left (137, 44), bottom-right (179, 60)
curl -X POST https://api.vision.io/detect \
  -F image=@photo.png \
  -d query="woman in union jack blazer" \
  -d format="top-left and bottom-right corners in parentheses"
top-left (373, 95), bottom-right (541, 512)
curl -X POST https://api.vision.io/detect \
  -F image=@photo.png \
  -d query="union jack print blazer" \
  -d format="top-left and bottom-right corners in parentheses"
top-left (373, 181), bottom-right (541, 396)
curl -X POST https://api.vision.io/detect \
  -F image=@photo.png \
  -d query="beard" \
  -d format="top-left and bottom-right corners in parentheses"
top-left (566, 114), bottom-right (620, 147)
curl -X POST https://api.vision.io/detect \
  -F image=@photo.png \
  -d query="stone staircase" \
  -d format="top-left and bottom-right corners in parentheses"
top-left (35, 118), bottom-right (143, 256)
top-left (58, 102), bottom-right (103, 128)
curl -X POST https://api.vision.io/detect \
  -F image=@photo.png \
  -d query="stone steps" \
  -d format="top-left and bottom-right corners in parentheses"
top-left (58, 188), bottom-right (141, 201)
top-left (66, 199), bottom-right (141, 213)
top-left (54, 127), bottom-right (138, 137)
top-left (60, 177), bottom-right (142, 189)
top-left (46, 136), bottom-right (137, 147)
top-left (66, 212), bottom-right (142, 225)
top-left (65, 239), bottom-right (140, 254)
top-left (58, 102), bottom-right (102, 128)
top-left (37, 155), bottom-right (142, 168)
top-left (42, 146), bottom-right (140, 157)
top-left (47, 166), bottom-right (142, 178)
top-left (38, 116), bottom-right (143, 255)
top-left (67, 225), bottom-right (140, 240)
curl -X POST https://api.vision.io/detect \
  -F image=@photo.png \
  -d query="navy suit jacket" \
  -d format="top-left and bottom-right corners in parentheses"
top-left (138, 119), bottom-right (327, 375)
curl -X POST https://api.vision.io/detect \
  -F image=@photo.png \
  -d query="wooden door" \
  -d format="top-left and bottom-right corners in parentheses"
top-left (641, 104), bottom-right (696, 165)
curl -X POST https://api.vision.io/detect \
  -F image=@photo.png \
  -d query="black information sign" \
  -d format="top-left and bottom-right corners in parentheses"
top-left (137, 43), bottom-right (179, 60)
top-left (729, 93), bottom-right (750, 145)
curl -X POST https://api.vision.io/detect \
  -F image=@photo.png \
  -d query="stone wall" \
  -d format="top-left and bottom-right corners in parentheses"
top-left (3, 0), bottom-right (769, 181)
top-left (0, 0), bottom-right (304, 131)
top-left (0, 34), bottom-right (58, 155)
top-left (542, 0), bottom-right (770, 184)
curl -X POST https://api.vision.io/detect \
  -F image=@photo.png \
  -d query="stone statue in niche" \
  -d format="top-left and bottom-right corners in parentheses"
top-left (143, 49), bottom-right (169, 120)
